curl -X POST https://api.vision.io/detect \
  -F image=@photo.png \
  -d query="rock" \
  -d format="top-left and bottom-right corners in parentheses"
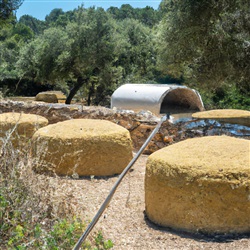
top-left (0, 112), bottom-right (48, 148)
top-left (35, 91), bottom-right (66, 103)
top-left (145, 136), bottom-right (250, 234)
top-left (163, 135), bottom-right (174, 143)
top-left (130, 124), bottom-right (155, 152)
top-left (31, 119), bottom-right (133, 176)
top-left (192, 109), bottom-right (250, 127)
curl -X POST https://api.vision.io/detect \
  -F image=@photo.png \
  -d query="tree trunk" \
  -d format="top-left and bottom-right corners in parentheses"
top-left (65, 77), bottom-right (88, 104)
top-left (87, 82), bottom-right (95, 106)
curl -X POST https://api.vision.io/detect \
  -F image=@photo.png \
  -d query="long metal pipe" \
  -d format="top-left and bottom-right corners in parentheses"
top-left (73, 114), bottom-right (168, 250)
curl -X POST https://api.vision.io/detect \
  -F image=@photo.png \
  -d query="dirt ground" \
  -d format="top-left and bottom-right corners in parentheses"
top-left (39, 153), bottom-right (250, 250)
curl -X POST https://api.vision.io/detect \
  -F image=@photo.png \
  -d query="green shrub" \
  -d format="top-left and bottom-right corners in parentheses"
top-left (196, 83), bottom-right (250, 110)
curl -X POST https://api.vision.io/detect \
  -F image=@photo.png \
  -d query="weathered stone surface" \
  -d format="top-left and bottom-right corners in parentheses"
top-left (35, 91), bottom-right (66, 103)
top-left (31, 119), bottom-right (133, 176)
top-left (0, 112), bottom-right (48, 147)
top-left (145, 136), bottom-right (250, 234)
top-left (192, 109), bottom-right (250, 126)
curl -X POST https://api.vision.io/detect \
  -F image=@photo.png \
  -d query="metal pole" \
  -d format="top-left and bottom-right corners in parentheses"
top-left (73, 115), bottom-right (168, 250)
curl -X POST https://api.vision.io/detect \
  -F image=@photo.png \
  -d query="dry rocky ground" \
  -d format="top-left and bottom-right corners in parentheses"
top-left (32, 153), bottom-right (250, 250)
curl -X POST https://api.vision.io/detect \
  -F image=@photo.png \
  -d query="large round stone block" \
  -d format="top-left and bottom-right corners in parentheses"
top-left (145, 136), bottom-right (250, 234)
top-left (192, 109), bottom-right (250, 127)
top-left (31, 119), bottom-right (133, 176)
top-left (35, 91), bottom-right (66, 103)
top-left (0, 112), bottom-right (48, 148)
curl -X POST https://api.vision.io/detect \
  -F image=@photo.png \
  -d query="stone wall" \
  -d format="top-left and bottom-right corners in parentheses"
top-left (0, 100), bottom-right (202, 154)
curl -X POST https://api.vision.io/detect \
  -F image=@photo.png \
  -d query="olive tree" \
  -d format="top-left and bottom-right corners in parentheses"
top-left (158, 0), bottom-right (250, 92)
top-left (17, 7), bottom-right (117, 105)
top-left (59, 7), bottom-right (117, 104)
top-left (114, 18), bottom-right (158, 83)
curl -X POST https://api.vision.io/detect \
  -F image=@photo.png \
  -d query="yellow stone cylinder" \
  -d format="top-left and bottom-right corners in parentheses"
top-left (192, 109), bottom-right (250, 127)
top-left (0, 112), bottom-right (48, 148)
top-left (145, 136), bottom-right (250, 234)
top-left (35, 91), bottom-right (66, 103)
top-left (31, 119), bottom-right (133, 176)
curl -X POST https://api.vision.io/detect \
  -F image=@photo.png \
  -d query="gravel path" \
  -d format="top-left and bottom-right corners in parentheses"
top-left (43, 153), bottom-right (250, 250)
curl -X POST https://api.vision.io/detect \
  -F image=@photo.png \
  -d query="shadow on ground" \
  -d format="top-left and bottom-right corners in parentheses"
top-left (144, 211), bottom-right (250, 243)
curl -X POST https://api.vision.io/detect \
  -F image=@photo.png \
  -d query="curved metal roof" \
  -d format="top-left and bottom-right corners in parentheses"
top-left (111, 84), bottom-right (204, 115)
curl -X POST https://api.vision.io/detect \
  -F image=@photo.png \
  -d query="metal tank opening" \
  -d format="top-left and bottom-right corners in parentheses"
top-left (111, 84), bottom-right (204, 115)
top-left (160, 88), bottom-right (204, 114)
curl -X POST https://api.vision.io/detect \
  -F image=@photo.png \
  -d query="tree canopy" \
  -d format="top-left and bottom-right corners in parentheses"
top-left (17, 7), bottom-right (120, 104)
top-left (0, 0), bottom-right (23, 23)
top-left (107, 4), bottom-right (161, 27)
top-left (0, 1), bottom-right (249, 109)
top-left (158, 0), bottom-right (250, 92)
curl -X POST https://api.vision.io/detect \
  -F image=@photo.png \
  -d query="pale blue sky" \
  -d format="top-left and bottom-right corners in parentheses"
top-left (16, 0), bottom-right (162, 20)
